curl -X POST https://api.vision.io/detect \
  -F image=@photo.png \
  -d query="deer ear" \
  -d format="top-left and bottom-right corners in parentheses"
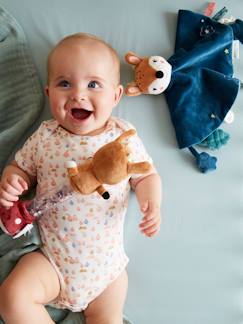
top-left (125, 52), bottom-right (143, 65)
top-left (125, 83), bottom-right (142, 96)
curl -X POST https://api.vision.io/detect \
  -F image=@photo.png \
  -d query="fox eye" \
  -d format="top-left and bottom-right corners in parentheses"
top-left (58, 80), bottom-right (70, 88)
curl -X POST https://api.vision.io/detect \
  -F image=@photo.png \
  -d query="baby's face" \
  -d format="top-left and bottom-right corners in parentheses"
top-left (46, 40), bottom-right (123, 136)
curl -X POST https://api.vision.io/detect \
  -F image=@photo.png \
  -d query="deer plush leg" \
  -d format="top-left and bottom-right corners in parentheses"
top-left (127, 162), bottom-right (151, 174)
top-left (116, 129), bottom-right (136, 144)
top-left (96, 185), bottom-right (110, 200)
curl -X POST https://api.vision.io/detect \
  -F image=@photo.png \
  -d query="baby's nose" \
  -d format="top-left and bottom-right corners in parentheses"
top-left (70, 89), bottom-right (87, 102)
top-left (70, 96), bottom-right (86, 102)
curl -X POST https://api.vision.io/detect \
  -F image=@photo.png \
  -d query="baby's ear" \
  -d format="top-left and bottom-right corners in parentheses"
top-left (125, 52), bottom-right (143, 66)
top-left (114, 84), bottom-right (124, 105)
top-left (125, 82), bottom-right (142, 96)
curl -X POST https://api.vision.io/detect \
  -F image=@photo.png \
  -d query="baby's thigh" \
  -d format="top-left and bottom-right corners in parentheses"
top-left (0, 251), bottom-right (60, 305)
top-left (84, 270), bottom-right (128, 322)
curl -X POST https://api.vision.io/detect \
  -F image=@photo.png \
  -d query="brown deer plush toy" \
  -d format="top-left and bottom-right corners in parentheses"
top-left (65, 129), bottom-right (151, 199)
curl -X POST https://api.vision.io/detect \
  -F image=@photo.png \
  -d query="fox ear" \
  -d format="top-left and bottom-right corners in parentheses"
top-left (125, 83), bottom-right (142, 96)
top-left (125, 52), bottom-right (143, 66)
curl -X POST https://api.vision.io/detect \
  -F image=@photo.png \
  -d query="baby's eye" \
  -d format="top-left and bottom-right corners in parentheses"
top-left (88, 81), bottom-right (100, 89)
top-left (58, 80), bottom-right (71, 88)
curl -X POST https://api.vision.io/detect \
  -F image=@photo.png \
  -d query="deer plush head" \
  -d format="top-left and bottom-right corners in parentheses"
top-left (125, 51), bottom-right (172, 96)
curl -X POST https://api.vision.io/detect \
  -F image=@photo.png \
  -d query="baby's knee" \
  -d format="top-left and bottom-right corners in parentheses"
top-left (84, 301), bottom-right (123, 324)
top-left (85, 313), bottom-right (123, 324)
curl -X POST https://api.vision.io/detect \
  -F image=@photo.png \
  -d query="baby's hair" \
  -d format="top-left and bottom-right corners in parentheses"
top-left (47, 32), bottom-right (121, 84)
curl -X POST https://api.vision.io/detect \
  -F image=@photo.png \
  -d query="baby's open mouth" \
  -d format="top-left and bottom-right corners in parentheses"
top-left (71, 108), bottom-right (92, 120)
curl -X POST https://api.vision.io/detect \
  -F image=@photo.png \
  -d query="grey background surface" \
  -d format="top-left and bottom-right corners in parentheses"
top-left (0, 0), bottom-right (242, 323)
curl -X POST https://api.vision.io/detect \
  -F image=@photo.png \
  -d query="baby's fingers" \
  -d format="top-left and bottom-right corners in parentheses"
top-left (12, 177), bottom-right (28, 192)
top-left (140, 218), bottom-right (161, 237)
top-left (18, 178), bottom-right (28, 191)
top-left (145, 227), bottom-right (160, 237)
top-left (2, 181), bottom-right (23, 196)
top-left (141, 222), bottom-right (160, 237)
top-left (0, 198), bottom-right (14, 208)
top-left (0, 188), bottom-right (19, 202)
top-left (139, 217), bottom-right (156, 230)
top-left (0, 189), bottom-right (18, 208)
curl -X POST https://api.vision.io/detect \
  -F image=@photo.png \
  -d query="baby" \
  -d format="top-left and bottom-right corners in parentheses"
top-left (0, 33), bottom-right (162, 324)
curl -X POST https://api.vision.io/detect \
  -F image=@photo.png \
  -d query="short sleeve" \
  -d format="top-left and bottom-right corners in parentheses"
top-left (15, 120), bottom-right (58, 177)
top-left (14, 121), bottom-right (53, 177)
top-left (15, 130), bottom-right (39, 177)
top-left (128, 134), bottom-right (153, 180)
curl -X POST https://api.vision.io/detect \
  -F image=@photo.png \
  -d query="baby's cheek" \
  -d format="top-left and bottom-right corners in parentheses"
top-left (51, 105), bottom-right (65, 119)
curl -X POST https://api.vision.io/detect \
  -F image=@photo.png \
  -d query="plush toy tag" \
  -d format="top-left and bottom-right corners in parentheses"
top-left (204, 2), bottom-right (216, 17)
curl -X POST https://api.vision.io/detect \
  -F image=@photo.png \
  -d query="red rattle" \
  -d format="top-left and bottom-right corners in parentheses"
top-left (0, 186), bottom-right (72, 239)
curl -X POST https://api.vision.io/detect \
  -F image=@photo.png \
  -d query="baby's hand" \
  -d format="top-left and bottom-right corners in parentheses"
top-left (139, 200), bottom-right (161, 237)
top-left (0, 174), bottom-right (28, 208)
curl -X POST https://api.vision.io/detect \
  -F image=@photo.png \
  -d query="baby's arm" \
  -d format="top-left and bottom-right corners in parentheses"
top-left (0, 161), bottom-right (36, 208)
top-left (130, 168), bottom-right (162, 237)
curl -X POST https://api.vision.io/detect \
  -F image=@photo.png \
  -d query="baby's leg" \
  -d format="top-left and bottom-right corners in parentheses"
top-left (0, 251), bottom-right (60, 324)
top-left (84, 270), bottom-right (128, 324)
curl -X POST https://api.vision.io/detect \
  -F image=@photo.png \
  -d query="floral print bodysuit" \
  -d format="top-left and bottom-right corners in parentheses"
top-left (15, 116), bottom-right (152, 311)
